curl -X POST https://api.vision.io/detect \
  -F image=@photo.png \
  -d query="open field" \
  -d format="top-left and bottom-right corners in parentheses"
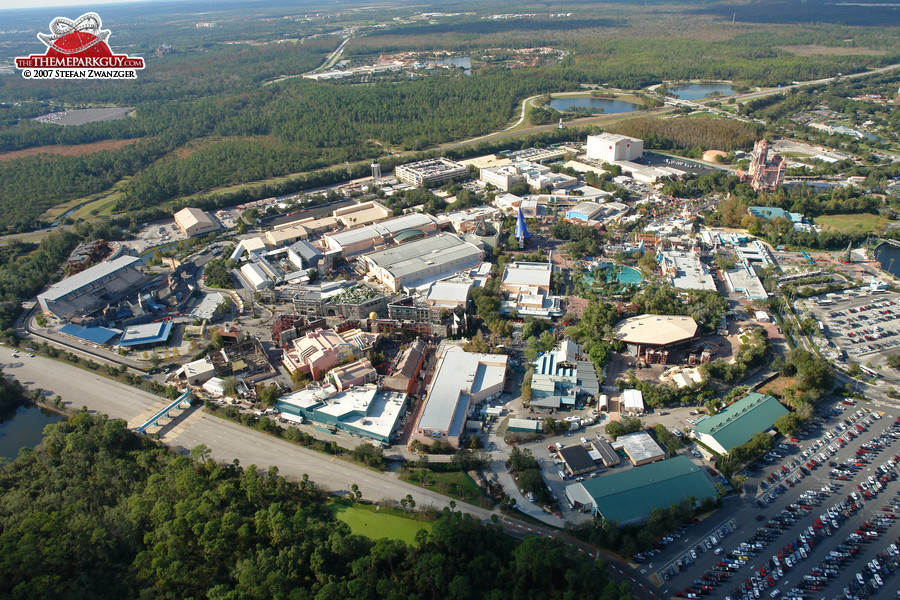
top-left (814, 213), bottom-right (888, 234)
top-left (39, 178), bottom-right (130, 222)
top-left (331, 503), bottom-right (432, 544)
top-left (757, 375), bottom-right (800, 399)
top-left (0, 138), bottom-right (141, 162)
top-left (37, 107), bottom-right (135, 126)
top-left (778, 45), bottom-right (888, 57)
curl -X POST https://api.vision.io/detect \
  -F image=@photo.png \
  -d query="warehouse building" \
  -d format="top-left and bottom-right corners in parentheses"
top-left (559, 444), bottom-right (596, 476)
top-left (692, 392), bottom-right (789, 455)
top-left (322, 213), bottom-right (440, 257)
top-left (612, 315), bottom-right (698, 356)
top-left (174, 207), bottom-right (220, 237)
top-left (565, 455), bottom-right (716, 523)
top-left (585, 133), bottom-right (643, 162)
top-left (591, 438), bottom-right (621, 467)
top-left (276, 383), bottom-right (407, 444)
top-left (38, 256), bottom-right (147, 320)
top-left (361, 232), bottom-right (484, 292)
top-left (499, 261), bottom-right (563, 318)
top-left (333, 201), bottom-right (393, 228)
top-left (564, 201), bottom-right (629, 226)
top-left (395, 158), bottom-right (468, 186)
top-left (413, 347), bottom-right (507, 449)
top-left (616, 430), bottom-right (666, 466)
top-left (528, 340), bottom-right (599, 411)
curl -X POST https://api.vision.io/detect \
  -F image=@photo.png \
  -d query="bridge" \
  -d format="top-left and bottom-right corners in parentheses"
top-left (877, 238), bottom-right (900, 249)
top-left (135, 390), bottom-right (193, 434)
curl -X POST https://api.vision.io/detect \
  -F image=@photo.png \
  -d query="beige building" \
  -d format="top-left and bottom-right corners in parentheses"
top-left (395, 158), bottom-right (468, 186)
top-left (585, 133), bottom-right (644, 162)
top-left (174, 207), bottom-right (219, 237)
top-left (333, 201), bottom-right (393, 228)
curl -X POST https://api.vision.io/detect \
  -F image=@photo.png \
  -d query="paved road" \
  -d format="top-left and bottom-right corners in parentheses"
top-left (1, 349), bottom-right (666, 599)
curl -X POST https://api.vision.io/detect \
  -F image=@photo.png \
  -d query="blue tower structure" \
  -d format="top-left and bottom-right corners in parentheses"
top-left (515, 207), bottom-right (532, 248)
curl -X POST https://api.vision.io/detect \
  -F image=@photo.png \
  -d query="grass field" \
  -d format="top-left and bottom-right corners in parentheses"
top-left (331, 503), bottom-right (432, 544)
top-left (814, 213), bottom-right (887, 234)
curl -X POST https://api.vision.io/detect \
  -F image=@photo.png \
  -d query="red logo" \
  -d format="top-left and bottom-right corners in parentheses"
top-left (15, 12), bottom-right (144, 80)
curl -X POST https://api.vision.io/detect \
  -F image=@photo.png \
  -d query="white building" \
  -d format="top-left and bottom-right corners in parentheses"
top-left (479, 164), bottom-right (526, 191)
top-left (413, 347), bottom-right (508, 448)
top-left (621, 388), bottom-right (644, 415)
top-left (395, 158), bottom-right (468, 186)
top-left (586, 133), bottom-right (643, 162)
top-left (360, 232), bottom-right (484, 292)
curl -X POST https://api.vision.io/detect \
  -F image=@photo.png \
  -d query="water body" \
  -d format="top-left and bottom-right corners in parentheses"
top-left (584, 264), bottom-right (644, 286)
top-left (0, 404), bottom-right (61, 460)
top-left (548, 97), bottom-right (638, 114)
top-left (873, 242), bottom-right (900, 278)
top-left (669, 83), bottom-right (735, 100)
top-left (432, 56), bottom-right (471, 69)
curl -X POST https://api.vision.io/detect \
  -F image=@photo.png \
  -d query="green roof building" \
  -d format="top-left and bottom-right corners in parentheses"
top-left (692, 392), bottom-right (789, 454)
top-left (564, 456), bottom-right (716, 524)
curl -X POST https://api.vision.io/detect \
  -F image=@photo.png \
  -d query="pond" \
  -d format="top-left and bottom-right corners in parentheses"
top-left (669, 83), bottom-right (735, 100)
top-left (0, 404), bottom-right (62, 460)
top-left (431, 56), bottom-right (471, 69)
top-left (548, 96), bottom-right (639, 114)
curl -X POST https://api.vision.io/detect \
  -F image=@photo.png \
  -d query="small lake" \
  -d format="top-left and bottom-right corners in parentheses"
top-left (0, 404), bottom-right (62, 460)
top-left (548, 97), bottom-right (639, 114)
top-left (432, 56), bottom-right (471, 69)
top-left (669, 83), bottom-right (735, 100)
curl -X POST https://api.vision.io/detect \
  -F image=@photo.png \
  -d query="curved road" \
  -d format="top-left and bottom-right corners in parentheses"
top-left (0, 349), bottom-right (661, 600)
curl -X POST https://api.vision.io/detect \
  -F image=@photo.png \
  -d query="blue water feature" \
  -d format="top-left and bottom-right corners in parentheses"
top-left (584, 264), bottom-right (643, 286)
top-left (669, 83), bottom-right (735, 100)
top-left (548, 97), bottom-right (638, 114)
top-left (0, 404), bottom-right (62, 460)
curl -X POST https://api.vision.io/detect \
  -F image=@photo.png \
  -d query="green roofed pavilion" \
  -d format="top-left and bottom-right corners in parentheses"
top-left (692, 392), bottom-right (789, 454)
top-left (564, 456), bottom-right (716, 525)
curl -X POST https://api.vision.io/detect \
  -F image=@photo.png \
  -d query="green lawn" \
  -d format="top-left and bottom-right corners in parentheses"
top-left (401, 469), bottom-right (489, 505)
top-left (331, 503), bottom-right (432, 545)
top-left (814, 213), bottom-right (887, 234)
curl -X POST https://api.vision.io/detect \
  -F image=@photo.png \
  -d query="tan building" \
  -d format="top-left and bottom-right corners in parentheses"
top-left (265, 224), bottom-right (309, 247)
top-left (174, 207), bottom-right (219, 237)
top-left (612, 314), bottom-right (698, 356)
top-left (333, 201), bottom-right (393, 228)
top-left (500, 262), bottom-right (552, 295)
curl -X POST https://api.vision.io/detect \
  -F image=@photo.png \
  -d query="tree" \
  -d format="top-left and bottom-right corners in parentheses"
top-left (774, 412), bottom-right (802, 436)
top-left (222, 376), bottom-right (240, 397)
top-left (256, 384), bottom-right (280, 406)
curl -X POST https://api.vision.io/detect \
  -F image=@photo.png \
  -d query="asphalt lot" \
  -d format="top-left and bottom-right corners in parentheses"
top-left (644, 401), bottom-right (900, 600)
top-left (803, 290), bottom-right (900, 378)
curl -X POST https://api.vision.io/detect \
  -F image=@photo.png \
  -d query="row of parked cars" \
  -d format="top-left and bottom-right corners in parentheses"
top-left (793, 495), bottom-right (900, 600)
top-left (656, 519), bottom-right (737, 575)
top-left (633, 517), bottom-right (703, 564)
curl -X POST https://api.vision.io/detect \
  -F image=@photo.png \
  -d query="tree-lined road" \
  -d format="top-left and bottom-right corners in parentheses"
top-left (0, 349), bottom-right (662, 599)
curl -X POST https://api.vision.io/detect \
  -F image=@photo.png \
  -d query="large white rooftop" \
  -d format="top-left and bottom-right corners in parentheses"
top-left (39, 255), bottom-right (141, 302)
top-left (501, 261), bottom-right (552, 289)
top-left (418, 347), bottom-right (507, 436)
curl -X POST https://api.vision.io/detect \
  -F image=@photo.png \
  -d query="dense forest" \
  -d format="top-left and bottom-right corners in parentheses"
top-left (609, 115), bottom-right (759, 153)
top-left (0, 411), bottom-right (631, 600)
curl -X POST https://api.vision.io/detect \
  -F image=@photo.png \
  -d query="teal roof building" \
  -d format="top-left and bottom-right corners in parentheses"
top-left (564, 456), bottom-right (716, 524)
top-left (692, 392), bottom-right (789, 454)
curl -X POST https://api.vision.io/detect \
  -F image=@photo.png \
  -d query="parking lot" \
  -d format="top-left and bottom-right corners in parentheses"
top-left (804, 290), bottom-right (900, 371)
top-left (640, 400), bottom-right (900, 600)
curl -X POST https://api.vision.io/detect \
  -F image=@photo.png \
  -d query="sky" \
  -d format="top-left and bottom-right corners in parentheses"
top-left (2, 0), bottom-right (147, 10)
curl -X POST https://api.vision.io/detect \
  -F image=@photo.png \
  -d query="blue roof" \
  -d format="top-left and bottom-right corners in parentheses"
top-left (118, 322), bottom-right (173, 347)
top-left (59, 324), bottom-right (119, 345)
